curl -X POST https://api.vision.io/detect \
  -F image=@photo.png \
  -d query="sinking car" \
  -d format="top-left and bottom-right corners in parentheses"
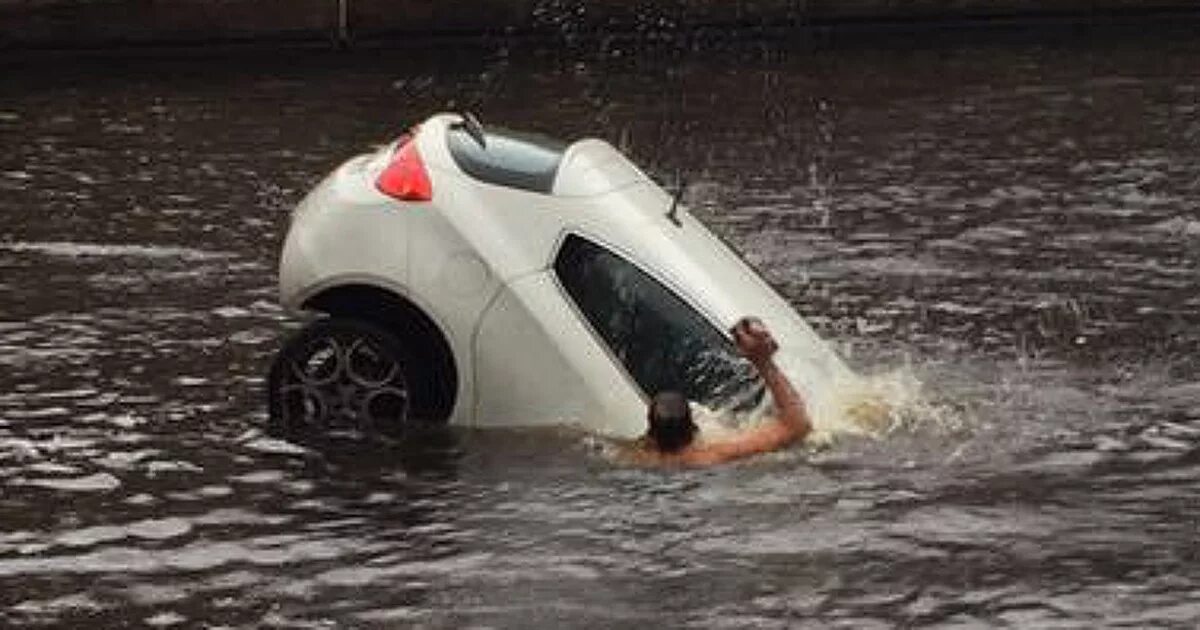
top-left (268, 112), bottom-right (855, 441)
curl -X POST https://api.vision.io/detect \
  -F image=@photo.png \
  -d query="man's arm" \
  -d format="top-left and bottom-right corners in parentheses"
top-left (680, 319), bottom-right (812, 465)
top-left (754, 355), bottom-right (811, 440)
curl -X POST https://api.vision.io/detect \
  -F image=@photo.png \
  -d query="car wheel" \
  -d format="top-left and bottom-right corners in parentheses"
top-left (267, 318), bottom-right (416, 442)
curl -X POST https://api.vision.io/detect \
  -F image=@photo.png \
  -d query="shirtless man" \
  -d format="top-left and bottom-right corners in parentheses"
top-left (628, 317), bottom-right (812, 467)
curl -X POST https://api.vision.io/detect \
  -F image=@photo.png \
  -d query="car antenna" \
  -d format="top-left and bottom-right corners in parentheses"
top-left (459, 112), bottom-right (487, 149)
top-left (666, 170), bottom-right (686, 227)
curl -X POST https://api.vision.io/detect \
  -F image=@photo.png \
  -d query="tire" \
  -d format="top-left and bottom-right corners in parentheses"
top-left (267, 318), bottom-right (421, 442)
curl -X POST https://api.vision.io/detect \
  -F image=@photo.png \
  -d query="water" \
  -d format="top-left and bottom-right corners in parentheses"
top-left (2, 28), bottom-right (1199, 628)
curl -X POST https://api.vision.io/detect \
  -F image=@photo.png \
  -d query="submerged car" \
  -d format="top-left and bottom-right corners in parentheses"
top-left (269, 112), bottom-right (854, 441)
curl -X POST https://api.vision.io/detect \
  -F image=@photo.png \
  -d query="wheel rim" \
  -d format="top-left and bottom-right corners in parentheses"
top-left (278, 326), bottom-right (410, 437)
top-left (361, 386), bottom-right (410, 428)
top-left (290, 337), bottom-right (343, 387)
top-left (345, 338), bottom-right (400, 388)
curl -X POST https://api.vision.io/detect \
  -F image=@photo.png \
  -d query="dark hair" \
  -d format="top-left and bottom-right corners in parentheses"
top-left (647, 391), bottom-right (697, 453)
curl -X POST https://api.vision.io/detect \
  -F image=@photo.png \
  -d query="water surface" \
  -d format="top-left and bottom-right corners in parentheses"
top-left (1, 30), bottom-right (1199, 628)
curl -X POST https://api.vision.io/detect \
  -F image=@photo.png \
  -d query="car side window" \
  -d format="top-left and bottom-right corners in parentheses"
top-left (553, 234), bottom-right (763, 411)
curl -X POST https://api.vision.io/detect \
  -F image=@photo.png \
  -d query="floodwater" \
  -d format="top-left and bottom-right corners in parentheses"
top-left (2, 26), bottom-right (1199, 629)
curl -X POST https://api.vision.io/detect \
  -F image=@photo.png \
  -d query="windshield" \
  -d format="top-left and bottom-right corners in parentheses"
top-left (553, 234), bottom-right (764, 411)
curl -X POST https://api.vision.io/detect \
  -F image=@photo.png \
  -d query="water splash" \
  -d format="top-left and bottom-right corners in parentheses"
top-left (815, 366), bottom-right (970, 442)
top-left (696, 357), bottom-right (969, 450)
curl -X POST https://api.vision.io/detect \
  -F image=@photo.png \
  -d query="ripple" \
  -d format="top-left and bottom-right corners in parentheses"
top-left (144, 612), bottom-right (187, 627)
top-left (1147, 216), bottom-right (1200, 238)
top-left (128, 518), bottom-right (193, 541)
top-left (0, 241), bottom-right (235, 262)
top-left (242, 436), bottom-right (311, 456)
top-left (18, 472), bottom-right (121, 492)
top-left (10, 592), bottom-right (104, 616)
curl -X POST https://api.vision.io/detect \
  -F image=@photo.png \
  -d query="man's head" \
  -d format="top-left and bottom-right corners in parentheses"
top-left (646, 391), bottom-right (697, 453)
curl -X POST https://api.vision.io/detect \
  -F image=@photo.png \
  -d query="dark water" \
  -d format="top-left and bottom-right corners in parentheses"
top-left (2, 29), bottom-right (1199, 628)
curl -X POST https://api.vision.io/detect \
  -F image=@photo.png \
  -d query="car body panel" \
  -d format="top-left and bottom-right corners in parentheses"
top-left (552, 138), bottom-right (646, 197)
top-left (280, 156), bottom-right (411, 311)
top-left (473, 271), bottom-right (647, 436)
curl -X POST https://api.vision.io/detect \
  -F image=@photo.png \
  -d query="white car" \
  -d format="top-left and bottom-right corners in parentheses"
top-left (269, 113), bottom-right (855, 441)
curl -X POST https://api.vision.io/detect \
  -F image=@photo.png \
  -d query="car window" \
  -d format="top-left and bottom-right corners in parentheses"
top-left (554, 234), bottom-right (764, 411)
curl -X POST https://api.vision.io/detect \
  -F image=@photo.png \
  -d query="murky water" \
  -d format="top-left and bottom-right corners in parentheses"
top-left (2, 28), bottom-right (1199, 628)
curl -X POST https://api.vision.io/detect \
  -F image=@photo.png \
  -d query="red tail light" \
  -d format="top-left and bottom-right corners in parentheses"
top-left (375, 138), bottom-right (433, 202)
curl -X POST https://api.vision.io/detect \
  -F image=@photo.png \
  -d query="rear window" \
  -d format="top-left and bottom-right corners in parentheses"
top-left (553, 234), bottom-right (763, 410)
top-left (447, 126), bottom-right (567, 194)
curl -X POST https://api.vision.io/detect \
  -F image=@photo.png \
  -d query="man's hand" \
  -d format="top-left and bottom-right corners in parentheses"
top-left (733, 315), bottom-right (811, 443)
top-left (731, 317), bottom-right (778, 365)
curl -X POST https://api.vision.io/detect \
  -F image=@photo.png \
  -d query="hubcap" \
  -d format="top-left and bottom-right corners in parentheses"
top-left (278, 329), bottom-right (410, 437)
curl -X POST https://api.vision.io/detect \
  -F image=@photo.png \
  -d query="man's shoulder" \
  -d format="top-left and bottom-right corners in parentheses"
top-left (613, 438), bottom-right (671, 467)
top-left (686, 419), bottom-right (797, 463)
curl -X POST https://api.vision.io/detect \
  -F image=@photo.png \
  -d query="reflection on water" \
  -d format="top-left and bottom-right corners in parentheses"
top-left (2, 28), bottom-right (1199, 628)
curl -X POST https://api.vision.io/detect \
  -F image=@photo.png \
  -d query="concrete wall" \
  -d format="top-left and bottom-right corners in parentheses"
top-left (1, 0), bottom-right (1196, 48)
top-left (0, 0), bottom-right (335, 47)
